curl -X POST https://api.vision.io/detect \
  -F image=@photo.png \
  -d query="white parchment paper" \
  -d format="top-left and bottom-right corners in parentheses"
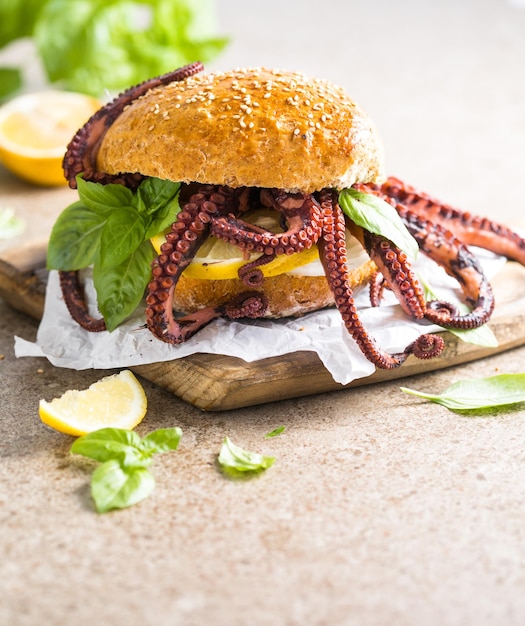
top-left (15, 249), bottom-right (505, 385)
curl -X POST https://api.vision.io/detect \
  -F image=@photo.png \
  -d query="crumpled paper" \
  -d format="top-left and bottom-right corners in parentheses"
top-left (15, 249), bottom-right (506, 386)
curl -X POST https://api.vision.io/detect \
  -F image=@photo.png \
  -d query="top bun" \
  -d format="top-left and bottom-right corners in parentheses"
top-left (96, 67), bottom-right (384, 193)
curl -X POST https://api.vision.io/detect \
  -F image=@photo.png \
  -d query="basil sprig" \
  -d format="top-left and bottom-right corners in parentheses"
top-left (401, 373), bottom-right (525, 411)
top-left (71, 427), bottom-right (182, 513)
top-left (47, 175), bottom-right (181, 331)
top-left (339, 188), bottom-right (419, 260)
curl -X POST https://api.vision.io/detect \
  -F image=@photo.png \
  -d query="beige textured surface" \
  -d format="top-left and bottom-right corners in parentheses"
top-left (97, 67), bottom-right (384, 193)
top-left (2, 1), bottom-right (525, 625)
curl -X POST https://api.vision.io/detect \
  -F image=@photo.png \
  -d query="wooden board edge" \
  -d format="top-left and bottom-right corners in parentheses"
top-left (131, 311), bottom-right (525, 410)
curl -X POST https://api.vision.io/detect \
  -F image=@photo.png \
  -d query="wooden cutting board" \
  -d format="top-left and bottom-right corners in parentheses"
top-left (1, 241), bottom-right (525, 411)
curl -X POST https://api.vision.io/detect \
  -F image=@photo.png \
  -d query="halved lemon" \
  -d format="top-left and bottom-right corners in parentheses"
top-left (39, 370), bottom-right (148, 437)
top-left (0, 91), bottom-right (101, 186)
top-left (151, 209), bottom-right (321, 280)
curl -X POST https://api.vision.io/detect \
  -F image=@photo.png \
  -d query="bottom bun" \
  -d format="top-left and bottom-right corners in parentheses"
top-left (173, 259), bottom-right (377, 318)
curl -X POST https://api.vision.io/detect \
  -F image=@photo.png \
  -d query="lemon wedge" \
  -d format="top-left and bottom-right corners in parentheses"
top-left (151, 209), bottom-right (320, 280)
top-left (0, 91), bottom-right (101, 186)
top-left (39, 370), bottom-right (148, 437)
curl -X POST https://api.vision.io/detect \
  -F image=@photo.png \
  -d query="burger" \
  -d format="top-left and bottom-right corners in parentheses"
top-left (49, 64), bottom-right (426, 367)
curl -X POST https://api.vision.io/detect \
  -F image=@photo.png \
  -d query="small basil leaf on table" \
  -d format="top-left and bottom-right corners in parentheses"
top-left (265, 426), bottom-right (285, 438)
top-left (401, 373), bottom-right (525, 411)
top-left (218, 436), bottom-right (275, 473)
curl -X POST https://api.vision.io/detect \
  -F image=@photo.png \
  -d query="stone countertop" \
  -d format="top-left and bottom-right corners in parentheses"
top-left (2, 1), bottom-right (525, 625)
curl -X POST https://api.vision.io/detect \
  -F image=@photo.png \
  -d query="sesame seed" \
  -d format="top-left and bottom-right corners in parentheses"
top-left (248, 122), bottom-right (255, 129)
top-left (263, 92), bottom-right (271, 99)
top-left (293, 128), bottom-right (300, 136)
top-left (239, 117), bottom-right (247, 128)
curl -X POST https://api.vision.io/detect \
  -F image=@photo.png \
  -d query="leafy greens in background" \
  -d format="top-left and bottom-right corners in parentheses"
top-left (0, 0), bottom-right (228, 99)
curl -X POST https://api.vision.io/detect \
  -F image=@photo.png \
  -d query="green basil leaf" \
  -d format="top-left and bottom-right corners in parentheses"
top-left (71, 428), bottom-right (150, 467)
top-left (135, 178), bottom-right (180, 216)
top-left (141, 427), bottom-right (183, 454)
top-left (265, 426), bottom-right (285, 438)
top-left (93, 239), bottom-right (156, 332)
top-left (0, 67), bottom-right (22, 99)
top-left (97, 209), bottom-right (146, 269)
top-left (400, 373), bottom-right (525, 411)
top-left (47, 201), bottom-right (105, 270)
top-left (218, 436), bottom-right (275, 473)
top-left (77, 175), bottom-right (134, 215)
top-left (139, 179), bottom-right (181, 239)
top-left (339, 188), bottom-right (419, 260)
top-left (91, 460), bottom-right (155, 513)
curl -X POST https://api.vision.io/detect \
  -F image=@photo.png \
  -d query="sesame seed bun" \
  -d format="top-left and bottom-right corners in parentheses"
top-left (96, 67), bottom-right (384, 193)
top-left (95, 67), bottom-right (382, 318)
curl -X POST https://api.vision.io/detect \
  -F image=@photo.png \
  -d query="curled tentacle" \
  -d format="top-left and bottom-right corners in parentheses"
top-left (369, 272), bottom-right (389, 307)
top-left (58, 270), bottom-right (106, 332)
top-left (379, 177), bottom-right (525, 265)
top-left (238, 254), bottom-right (276, 287)
top-left (408, 334), bottom-right (445, 360)
top-left (210, 189), bottom-right (323, 256)
top-left (220, 291), bottom-right (269, 319)
top-left (145, 186), bottom-right (225, 343)
top-left (318, 190), bottom-right (444, 369)
top-left (355, 183), bottom-right (495, 330)
top-left (353, 227), bottom-right (427, 319)
top-left (63, 62), bottom-right (204, 188)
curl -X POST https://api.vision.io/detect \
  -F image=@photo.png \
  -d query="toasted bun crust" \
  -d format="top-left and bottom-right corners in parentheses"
top-left (173, 259), bottom-right (377, 318)
top-left (97, 67), bottom-right (384, 192)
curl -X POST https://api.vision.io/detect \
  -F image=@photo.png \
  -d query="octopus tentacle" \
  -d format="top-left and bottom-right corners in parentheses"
top-left (357, 183), bottom-right (496, 329)
top-left (219, 291), bottom-right (269, 319)
top-left (318, 190), bottom-right (444, 369)
top-left (237, 254), bottom-right (277, 288)
top-left (380, 177), bottom-right (525, 265)
top-left (58, 270), bottom-right (106, 332)
top-left (397, 205), bottom-right (495, 329)
top-left (210, 190), bottom-right (323, 256)
top-left (369, 272), bottom-right (388, 307)
top-left (145, 185), bottom-right (225, 343)
top-left (63, 62), bottom-right (204, 188)
top-left (353, 227), bottom-right (427, 319)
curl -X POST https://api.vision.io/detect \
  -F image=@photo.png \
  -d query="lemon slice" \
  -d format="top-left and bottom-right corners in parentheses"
top-left (151, 209), bottom-right (320, 280)
top-left (0, 91), bottom-right (101, 186)
top-left (39, 370), bottom-right (148, 437)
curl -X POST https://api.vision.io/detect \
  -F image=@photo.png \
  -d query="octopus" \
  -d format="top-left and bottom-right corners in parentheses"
top-left (60, 62), bottom-right (525, 370)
